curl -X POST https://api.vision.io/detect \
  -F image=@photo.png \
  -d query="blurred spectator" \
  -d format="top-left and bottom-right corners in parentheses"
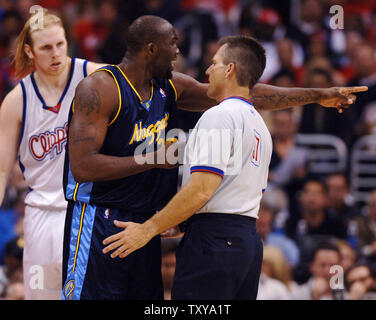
top-left (292, 0), bottom-right (346, 65)
top-left (344, 0), bottom-right (376, 20)
top-left (174, 5), bottom-right (219, 75)
top-left (269, 108), bottom-right (309, 228)
top-left (0, 9), bottom-right (22, 100)
top-left (335, 239), bottom-right (358, 273)
top-left (285, 0), bottom-right (325, 58)
top-left (275, 38), bottom-right (304, 86)
top-left (257, 246), bottom-right (294, 300)
top-left (262, 187), bottom-right (290, 234)
top-left (4, 281), bottom-right (25, 300)
top-left (0, 9), bottom-right (23, 50)
top-left (196, 41), bottom-right (220, 83)
top-left (347, 42), bottom-right (376, 142)
top-left (355, 190), bottom-right (376, 260)
top-left (139, 0), bottom-right (183, 24)
top-left (287, 179), bottom-right (348, 244)
top-left (338, 31), bottom-right (364, 82)
top-left (366, 7), bottom-right (376, 45)
top-left (257, 272), bottom-right (290, 300)
top-left (290, 242), bottom-right (341, 299)
top-left (0, 235), bottom-right (24, 298)
top-left (251, 8), bottom-right (288, 82)
top-left (72, 0), bottom-right (122, 62)
top-left (0, 184), bottom-right (25, 265)
top-left (269, 68), bottom-right (296, 88)
top-left (325, 173), bottom-right (358, 222)
top-left (238, 4), bottom-right (304, 83)
top-left (345, 263), bottom-right (376, 300)
top-left (358, 102), bottom-right (376, 136)
top-left (257, 203), bottom-right (300, 268)
top-left (269, 108), bottom-right (308, 189)
top-left (304, 56), bottom-right (345, 86)
top-left (161, 238), bottom-right (180, 300)
top-left (299, 67), bottom-right (354, 145)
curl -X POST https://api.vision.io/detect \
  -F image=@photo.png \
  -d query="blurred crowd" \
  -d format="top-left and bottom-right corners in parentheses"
top-left (1, 0), bottom-right (376, 300)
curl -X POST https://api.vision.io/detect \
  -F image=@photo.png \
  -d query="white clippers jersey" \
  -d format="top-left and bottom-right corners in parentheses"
top-left (182, 97), bottom-right (273, 219)
top-left (18, 58), bottom-right (88, 210)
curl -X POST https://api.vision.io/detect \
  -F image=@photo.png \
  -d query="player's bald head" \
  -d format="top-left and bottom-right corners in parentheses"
top-left (126, 15), bottom-right (173, 55)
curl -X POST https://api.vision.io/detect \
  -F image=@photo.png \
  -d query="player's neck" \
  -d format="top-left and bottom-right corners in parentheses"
top-left (120, 57), bottom-right (153, 83)
top-left (34, 57), bottom-right (72, 91)
top-left (119, 58), bottom-right (153, 99)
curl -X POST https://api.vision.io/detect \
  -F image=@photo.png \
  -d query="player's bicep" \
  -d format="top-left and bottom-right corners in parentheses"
top-left (68, 75), bottom-right (117, 159)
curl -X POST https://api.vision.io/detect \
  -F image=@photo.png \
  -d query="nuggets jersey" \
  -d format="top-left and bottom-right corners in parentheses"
top-left (182, 97), bottom-right (273, 218)
top-left (18, 58), bottom-right (88, 210)
top-left (63, 65), bottom-right (179, 215)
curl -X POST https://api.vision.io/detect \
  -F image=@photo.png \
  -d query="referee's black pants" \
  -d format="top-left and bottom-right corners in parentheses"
top-left (172, 213), bottom-right (263, 300)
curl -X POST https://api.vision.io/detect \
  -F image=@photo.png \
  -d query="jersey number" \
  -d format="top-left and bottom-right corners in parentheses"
top-left (251, 130), bottom-right (261, 167)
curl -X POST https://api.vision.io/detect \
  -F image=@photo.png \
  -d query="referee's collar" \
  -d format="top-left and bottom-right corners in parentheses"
top-left (221, 96), bottom-right (254, 106)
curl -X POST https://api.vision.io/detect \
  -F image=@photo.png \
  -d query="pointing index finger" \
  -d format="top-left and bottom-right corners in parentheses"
top-left (340, 86), bottom-right (368, 94)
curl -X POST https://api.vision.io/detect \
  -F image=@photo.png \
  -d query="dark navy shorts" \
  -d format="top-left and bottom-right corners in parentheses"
top-left (62, 201), bottom-right (163, 300)
top-left (172, 213), bottom-right (263, 300)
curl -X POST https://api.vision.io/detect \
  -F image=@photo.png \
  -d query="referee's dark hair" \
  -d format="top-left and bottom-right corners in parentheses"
top-left (218, 35), bottom-right (266, 90)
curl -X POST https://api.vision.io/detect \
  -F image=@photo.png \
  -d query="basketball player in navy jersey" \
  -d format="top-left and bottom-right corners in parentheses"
top-left (62, 15), bottom-right (367, 300)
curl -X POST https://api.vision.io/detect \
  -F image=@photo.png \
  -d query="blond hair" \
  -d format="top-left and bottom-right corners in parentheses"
top-left (13, 10), bottom-right (65, 78)
top-left (263, 245), bottom-right (294, 290)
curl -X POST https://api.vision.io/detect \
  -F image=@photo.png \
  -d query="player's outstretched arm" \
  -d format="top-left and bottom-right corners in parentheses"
top-left (171, 71), bottom-right (215, 111)
top-left (171, 71), bottom-right (368, 112)
top-left (102, 171), bottom-right (222, 258)
top-left (68, 72), bottom-right (177, 183)
top-left (0, 85), bottom-right (23, 206)
top-left (250, 84), bottom-right (368, 112)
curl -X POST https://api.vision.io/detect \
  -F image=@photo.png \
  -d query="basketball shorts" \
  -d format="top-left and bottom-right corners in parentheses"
top-left (62, 201), bottom-right (163, 300)
top-left (23, 205), bottom-right (67, 300)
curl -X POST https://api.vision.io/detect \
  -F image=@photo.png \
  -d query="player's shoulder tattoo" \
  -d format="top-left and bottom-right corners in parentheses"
top-left (76, 86), bottom-right (101, 116)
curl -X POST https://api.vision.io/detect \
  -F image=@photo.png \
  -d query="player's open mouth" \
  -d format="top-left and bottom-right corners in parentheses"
top-left (171, 60), bottom-right (177, 68)
top-left (51, 62), bottom-right (61, 68)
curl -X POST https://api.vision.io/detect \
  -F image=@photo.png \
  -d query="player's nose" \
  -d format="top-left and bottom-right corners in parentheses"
top-left (52, 45), bottom-right (60, 57)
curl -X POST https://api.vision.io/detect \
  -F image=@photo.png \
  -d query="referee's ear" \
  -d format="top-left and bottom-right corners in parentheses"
top-left (225, 62), bottom-right (236, 80)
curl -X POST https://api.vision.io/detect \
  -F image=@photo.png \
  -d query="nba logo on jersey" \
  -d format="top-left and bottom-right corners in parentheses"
top-left (104, 208), bottom-right (110, 219)
top-left (160, 88), bottom-right (166, 98)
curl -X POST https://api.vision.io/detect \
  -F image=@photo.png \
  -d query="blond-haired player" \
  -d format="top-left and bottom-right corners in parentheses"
top-left (0, 11), bottom-right (105, 299)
